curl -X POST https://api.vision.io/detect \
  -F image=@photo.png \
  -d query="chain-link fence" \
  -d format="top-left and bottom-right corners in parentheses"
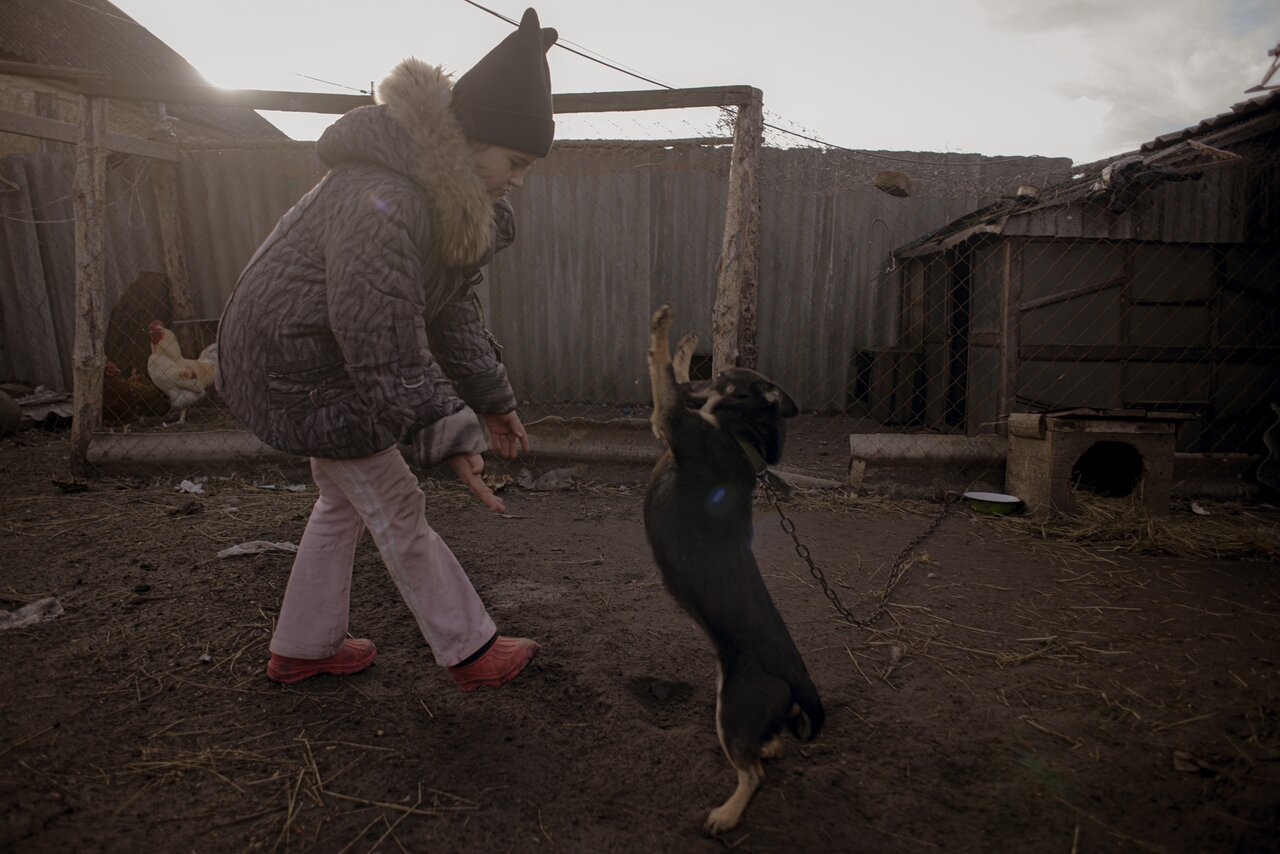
top-left (2, 84), bottom-right (1277, 496)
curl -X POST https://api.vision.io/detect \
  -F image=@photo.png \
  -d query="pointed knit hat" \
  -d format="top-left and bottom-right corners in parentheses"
top-left (451, 8), bottom-right (557, 157)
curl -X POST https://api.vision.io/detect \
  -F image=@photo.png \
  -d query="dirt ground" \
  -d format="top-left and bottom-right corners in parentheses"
top-left (2, 429), bottom-right (1279, 853)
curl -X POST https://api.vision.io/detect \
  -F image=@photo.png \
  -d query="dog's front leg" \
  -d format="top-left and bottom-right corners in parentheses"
top-left (648, 305), bottom-right (683, 441)
top-left (673, 332), bottom-right (698, 385)
top-left (705, 761), bottom-right (763, 835)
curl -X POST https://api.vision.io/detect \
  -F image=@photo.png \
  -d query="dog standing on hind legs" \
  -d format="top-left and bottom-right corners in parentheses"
top-left (643, 304), bottom-right (825, 835)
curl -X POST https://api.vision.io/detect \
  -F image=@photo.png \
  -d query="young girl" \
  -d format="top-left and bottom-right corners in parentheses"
top-left (216, 9), bottom-right (557, 691)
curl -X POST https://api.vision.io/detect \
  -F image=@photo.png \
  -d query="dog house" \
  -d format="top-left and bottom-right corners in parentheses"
top-left (1006, 408), bottom-right (1192, 517)
top-left (884, 92), bottom-right (1280, 454)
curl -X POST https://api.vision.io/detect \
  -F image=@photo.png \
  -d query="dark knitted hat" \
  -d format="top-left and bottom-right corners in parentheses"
top-left (452, 8), bottom-right (557, 157)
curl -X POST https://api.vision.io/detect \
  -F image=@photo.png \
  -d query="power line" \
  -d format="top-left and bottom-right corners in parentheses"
top-left (460, 0), bottom-right (673, 89)
top-left (759, 115), bottom-right (1051, 165)
top-left (58, 0), bottom-right (365, 96)
top-left (293, 73), bottom-right (370, 95)
top-left (64, 0), bottom-right (1051, 166)
top-left (458, 0), bottom-right (1050, 165)
top-left (62, 0), bottom-right (139, 27)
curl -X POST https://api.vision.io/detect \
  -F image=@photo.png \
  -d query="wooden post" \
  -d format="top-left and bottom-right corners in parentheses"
top-left (34, 91), bottom-right (62, 154)
top-left (997, 240), bottom-right (1022, 432)
top-left (147, 106), bottom-right (199, 356)
top-left (711, 88), bottom-right (764, 374)
top-left (71, 95), bottom-right (107, 475)
top-left (1118, 243), bottom-right (1133, 410)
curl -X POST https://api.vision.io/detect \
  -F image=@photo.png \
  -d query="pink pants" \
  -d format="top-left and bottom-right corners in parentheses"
top-left (269, 446), bottom-right (496, 667)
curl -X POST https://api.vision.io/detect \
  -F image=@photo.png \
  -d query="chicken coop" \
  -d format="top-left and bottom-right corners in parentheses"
top-left (0, 53), bottom-right (789, 473)
top-left (4, 8), bottom-right (1277, 489)
top-left (876, 92), bottom-right (1280, 455)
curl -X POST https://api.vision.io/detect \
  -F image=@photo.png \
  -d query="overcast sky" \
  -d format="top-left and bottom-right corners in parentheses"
top-left (109, 0), bottom-right (1279, 164)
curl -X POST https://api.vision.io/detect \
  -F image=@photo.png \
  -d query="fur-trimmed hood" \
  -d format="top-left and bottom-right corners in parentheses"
top-left (315, 58), bottom-right (493, 268)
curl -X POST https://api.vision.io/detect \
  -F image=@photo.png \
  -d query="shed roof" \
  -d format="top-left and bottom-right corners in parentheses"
top-left (894, 91), bottom-right (1280, 257)
top-left (1140, 91), bottom-right (1280, 154)
top-left (1, 0), bottom-right (287, 142)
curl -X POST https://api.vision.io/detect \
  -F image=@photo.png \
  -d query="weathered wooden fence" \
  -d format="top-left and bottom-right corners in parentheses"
top-left (15, 60), bottom-right (1268, 480)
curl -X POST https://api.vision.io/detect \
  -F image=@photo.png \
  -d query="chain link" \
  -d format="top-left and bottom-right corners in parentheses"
top-left (759, 473), bottom-right (954, 628)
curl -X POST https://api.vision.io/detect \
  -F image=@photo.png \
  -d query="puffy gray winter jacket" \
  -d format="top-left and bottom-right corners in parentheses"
top-left (216, 59), bottom-right (516, 463)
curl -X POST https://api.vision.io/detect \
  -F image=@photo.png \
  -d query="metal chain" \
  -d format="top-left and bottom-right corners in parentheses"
top-left (758, 473), bottom-right (954, 628)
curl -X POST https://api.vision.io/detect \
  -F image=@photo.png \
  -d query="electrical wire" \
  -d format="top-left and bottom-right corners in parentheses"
top-left (61, 0), bottom-right (139, 26)
top-left (459, 0), bottom-right (1049, 165)
top-left (460, 0), bottom-right (673, 89)
top-left (292, 73), bottom-right (371, 95)
top-left (59, 0), bottom-right (1051, 165)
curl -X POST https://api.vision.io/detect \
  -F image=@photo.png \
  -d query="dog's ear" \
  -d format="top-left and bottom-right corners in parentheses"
top-left (754, 379), bottom-right (796, 465)
top-left (759, 381), bottom-right (798, 418)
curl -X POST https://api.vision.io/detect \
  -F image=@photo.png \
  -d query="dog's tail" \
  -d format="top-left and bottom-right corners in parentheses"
top-left (787, 676), bottom-right (826, 741)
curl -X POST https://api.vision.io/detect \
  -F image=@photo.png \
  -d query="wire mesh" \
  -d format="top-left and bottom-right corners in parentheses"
top-left (1, 95), bottom-right (1276, 492)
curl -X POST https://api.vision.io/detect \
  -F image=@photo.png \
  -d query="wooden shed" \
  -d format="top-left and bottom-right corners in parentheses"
top-left (0, 0), bottom-right (287, 154)
top-left (883, 92), bottom-right (1280, 452)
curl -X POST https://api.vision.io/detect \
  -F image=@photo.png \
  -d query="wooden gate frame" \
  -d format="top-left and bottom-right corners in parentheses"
top-left (0, 61), bottom-right (764, 473)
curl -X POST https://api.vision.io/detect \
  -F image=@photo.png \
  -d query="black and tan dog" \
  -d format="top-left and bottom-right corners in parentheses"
top-left (643, 304), bottom-right (825, 834)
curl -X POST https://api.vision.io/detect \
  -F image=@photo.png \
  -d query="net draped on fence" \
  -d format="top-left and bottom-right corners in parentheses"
top-left (1, 88), bottom-right (1277, 480)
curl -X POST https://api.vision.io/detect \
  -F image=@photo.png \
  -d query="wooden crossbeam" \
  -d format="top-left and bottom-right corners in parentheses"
top-left (0, 108), bottom-right (178, 160)
top-left (1, 60), bottom-right (756, 115)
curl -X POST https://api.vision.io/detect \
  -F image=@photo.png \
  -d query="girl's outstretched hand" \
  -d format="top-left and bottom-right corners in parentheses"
top-left (482, 411), bottom-right (529, 460)
top-left (448, 453), bottom-right (504, 513)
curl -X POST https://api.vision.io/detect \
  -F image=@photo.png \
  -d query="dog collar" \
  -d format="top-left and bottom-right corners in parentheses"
top-left (736, 438), bottom-right (768, 477)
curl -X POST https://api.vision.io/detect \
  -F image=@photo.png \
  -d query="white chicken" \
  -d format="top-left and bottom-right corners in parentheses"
top-left (146, 320), bottom-right (218, 425)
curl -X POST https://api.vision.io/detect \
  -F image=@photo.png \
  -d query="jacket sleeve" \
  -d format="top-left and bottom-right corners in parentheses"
top-left (323, 182), bottom-right (484, 462)
top-left (426, 290), bottom-right (516, 415)
top-left (425, 197), bottom-right (518, 415)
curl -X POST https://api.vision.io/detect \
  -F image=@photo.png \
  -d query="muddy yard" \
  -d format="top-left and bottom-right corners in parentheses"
top-left (1, 430), bottom-right (1278, 853)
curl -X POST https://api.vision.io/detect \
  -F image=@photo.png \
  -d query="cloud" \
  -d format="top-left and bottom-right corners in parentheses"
top-left (988, 0), bottom-right (1182, 32)
top-left (983, 0), bottom-right (1280, 157)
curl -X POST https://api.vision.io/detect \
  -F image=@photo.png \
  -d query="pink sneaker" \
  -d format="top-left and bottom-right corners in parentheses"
top-left (449, 636), bottom-right (540, 692)
top-left (267, 638), bottom-right (376, 684)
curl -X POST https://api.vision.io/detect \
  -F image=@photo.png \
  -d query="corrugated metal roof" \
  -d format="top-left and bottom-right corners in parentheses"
top-left (895, 92), bottom-right (1280, 256)
top-left (1141, 91), bottom-right (1280, 153)
top-left (1, 0), bottom-right (286, 142)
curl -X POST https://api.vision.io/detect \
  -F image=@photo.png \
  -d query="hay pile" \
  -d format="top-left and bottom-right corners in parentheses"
top-left (1000, 492), bottom-right (1279, 561)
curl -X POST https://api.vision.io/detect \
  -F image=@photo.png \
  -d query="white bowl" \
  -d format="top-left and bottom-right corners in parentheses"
top-left (962, 492), bottom-right (1023, 514)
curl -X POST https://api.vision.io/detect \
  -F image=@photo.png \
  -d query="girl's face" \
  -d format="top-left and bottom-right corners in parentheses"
top-left (471, 143), bottom-right (539, 201)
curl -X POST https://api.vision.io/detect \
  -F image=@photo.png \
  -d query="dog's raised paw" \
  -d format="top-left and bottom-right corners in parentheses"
top-left (673, 333), bottom-right (698, 383)
top-left (651, 304), bottom-right (671, 330)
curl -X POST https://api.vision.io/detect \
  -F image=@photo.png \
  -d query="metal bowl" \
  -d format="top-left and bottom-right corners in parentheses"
top-left (962, 491), bottom-right (1023, 515)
